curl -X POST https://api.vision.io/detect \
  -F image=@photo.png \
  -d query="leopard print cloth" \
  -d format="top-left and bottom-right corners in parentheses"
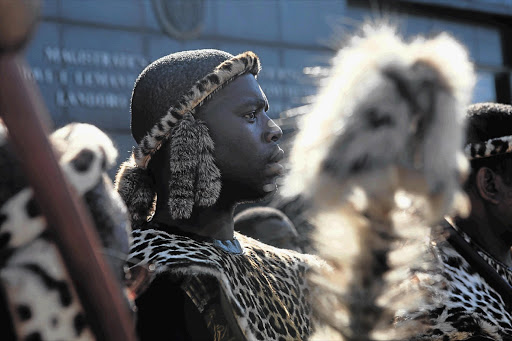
top-left (404, 225), bottom-right (512, 340)
top-left (128, 226), bottom-right (324, 341)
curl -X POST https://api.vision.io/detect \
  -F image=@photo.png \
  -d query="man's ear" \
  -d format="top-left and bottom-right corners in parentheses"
top-left (475, 167), bottom-right (500, 205)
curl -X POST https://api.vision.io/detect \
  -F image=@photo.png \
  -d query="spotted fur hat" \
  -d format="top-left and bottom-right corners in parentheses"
top-left (115, 49), bottom-right (261, 224)
top-left (464, 102), bottom-right (512, 160)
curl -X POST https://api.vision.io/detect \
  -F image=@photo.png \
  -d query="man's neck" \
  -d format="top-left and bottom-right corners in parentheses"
top-left (453, 215), bottom-right (512, 267)
top-left (152, 196), bottom-right (237, 240)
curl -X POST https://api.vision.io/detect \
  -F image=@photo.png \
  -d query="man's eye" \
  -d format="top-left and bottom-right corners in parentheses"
top-left (244, 112), bottom-right (256, 121)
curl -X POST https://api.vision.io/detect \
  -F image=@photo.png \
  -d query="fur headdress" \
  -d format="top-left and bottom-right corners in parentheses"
top-left (115, 49), bottom-right (261, 225)
top-left (464, 102), bottom-right (512, 160)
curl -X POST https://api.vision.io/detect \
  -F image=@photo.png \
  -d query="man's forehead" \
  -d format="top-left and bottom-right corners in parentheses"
top-left (211, 74), bottom-right (266, 105)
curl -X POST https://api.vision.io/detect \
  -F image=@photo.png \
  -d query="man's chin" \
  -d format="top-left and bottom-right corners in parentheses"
top-left (223, 178), bottom-right (279, 204)
top-left (237, 184), bottom-right (277, 205)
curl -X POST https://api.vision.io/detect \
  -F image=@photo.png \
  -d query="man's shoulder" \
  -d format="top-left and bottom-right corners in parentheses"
top-left (422, 227), bottom-right (512, 337)
top-left (129, 228), bottom-right (223, 268)
top-left (128, 227), bottom-right (318, 340)
top-left (128, 227), bottom-right (323, 271)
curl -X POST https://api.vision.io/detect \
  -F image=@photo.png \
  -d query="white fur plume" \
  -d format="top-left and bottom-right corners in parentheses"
top-left (283, 23), bottom-right (475, 340)
top-left (284, 23), bottom-right (474, 219)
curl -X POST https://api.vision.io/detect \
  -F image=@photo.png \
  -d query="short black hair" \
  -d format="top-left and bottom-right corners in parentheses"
top-left (465, 103), bottom-right (512, 186)
top-left (234, 206), bottom-right (291, 230)
top-left (466, 103), bottom-right (512, 144)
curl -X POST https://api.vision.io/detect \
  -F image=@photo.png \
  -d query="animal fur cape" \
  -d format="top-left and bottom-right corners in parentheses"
top-left (128, 225), bottom-right (325, 341)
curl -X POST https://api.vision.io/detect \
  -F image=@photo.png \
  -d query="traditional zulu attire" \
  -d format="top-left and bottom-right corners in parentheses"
top-left (409, 104), bottom-right (512, 341)
top-left (115, 49), bottom-right (321, 340)
top-left (0, 123), bottom-right (133, 340)
top-left (129, 221), bottom-right (320, 341)
top-left (414, 220), bottom-right (512, 340)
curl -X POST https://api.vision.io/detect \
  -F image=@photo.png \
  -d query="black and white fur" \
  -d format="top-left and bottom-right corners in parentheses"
top-left (283, 24), bottom-right (475, 340)
top-left (0, 123), bottom-right (132, 340)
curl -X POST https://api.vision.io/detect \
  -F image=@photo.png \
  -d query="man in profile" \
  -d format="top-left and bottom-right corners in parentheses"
top-left (395, 103), bottom-right (512, 339)
top-left (428, 102), bottom-right (512, 339)
top-left (115, 49), bottom-right (321, 341)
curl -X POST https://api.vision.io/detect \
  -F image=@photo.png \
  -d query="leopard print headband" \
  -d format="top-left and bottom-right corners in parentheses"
top-left (465, 135), bottom-right (512, 160)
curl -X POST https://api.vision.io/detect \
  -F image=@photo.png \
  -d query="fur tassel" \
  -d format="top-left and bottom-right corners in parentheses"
top-left (168, 114), bottom-right (199, 219)
top-left (114, 154), bottom-right (155, 227)
top-left (194, 120), bottom-right (221, 207)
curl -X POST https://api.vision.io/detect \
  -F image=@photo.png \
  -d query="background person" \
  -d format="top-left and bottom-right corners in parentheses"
top-left (234, 206), bottom-right (303, 252)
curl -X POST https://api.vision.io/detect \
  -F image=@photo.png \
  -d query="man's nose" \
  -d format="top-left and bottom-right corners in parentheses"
top-left (265, 118), bottom-right (283, 143)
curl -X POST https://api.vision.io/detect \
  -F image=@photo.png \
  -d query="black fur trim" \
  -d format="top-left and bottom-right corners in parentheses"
top-left (114, 155), bottom-right (155, 226)
top-left (194, 120), bottom-right (221, 207)
top-left (167, 114), bottom-right (199, 219)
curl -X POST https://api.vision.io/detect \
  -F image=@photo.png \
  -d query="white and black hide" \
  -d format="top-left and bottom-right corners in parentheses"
top-left (0, 123), bottom-right (132, 340)
top-left (283, 24), bottom-right (476, 340)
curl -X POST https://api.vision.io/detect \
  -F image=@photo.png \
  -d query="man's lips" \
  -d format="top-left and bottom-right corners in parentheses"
top-left (263, 147), bottom-right (285, 177)
top-left (269, 147), bottom-right (284, 163)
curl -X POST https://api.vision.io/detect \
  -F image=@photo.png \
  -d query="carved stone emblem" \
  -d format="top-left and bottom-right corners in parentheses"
top-left (152, 0), bottom-right (204, 40)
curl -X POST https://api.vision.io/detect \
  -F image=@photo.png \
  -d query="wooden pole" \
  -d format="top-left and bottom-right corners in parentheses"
top-left (0, 54), bottom-right (137, 341)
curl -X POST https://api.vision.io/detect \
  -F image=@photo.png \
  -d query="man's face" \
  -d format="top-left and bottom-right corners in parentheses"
top-left (195, 74), bottom-right (283, 202)
top-left (495, 174), bottom-right (512, 238)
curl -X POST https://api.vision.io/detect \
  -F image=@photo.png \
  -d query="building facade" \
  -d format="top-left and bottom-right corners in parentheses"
top-left (24, 0), bottom-right (512, 177)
